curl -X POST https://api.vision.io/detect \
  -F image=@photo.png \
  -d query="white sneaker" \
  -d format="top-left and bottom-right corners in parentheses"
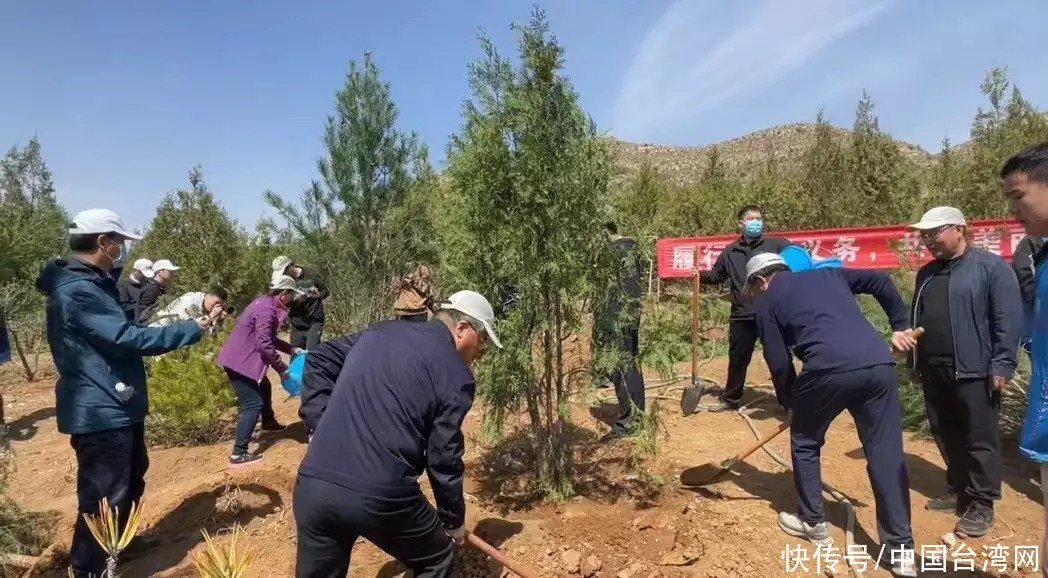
top-left (777, 511), bottom-right (831, 543)
top-left (890, 558), bottom-right (917, 578)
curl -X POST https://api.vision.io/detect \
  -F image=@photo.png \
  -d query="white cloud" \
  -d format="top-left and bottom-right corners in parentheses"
top-left (612, 0), bottom-right (895, 141)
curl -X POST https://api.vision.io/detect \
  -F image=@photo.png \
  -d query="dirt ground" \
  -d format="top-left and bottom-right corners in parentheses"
top-left (2, 356), bottom-right (1045, 577)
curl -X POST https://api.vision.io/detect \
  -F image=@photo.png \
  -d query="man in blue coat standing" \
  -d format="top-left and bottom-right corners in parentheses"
top-left (36, 209), bottom-right (205, 578)
top-left (1001, 141), bottom-right (1048, 576)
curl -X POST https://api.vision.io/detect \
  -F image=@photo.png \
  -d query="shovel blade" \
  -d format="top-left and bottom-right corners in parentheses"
top-left (679, 462), bottom-right (730, 487)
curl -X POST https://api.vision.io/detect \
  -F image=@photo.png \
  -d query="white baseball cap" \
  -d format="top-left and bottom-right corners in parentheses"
top-left (745, 253), bottom-right (787, 281)
top-left (152, 259), bottom-right (181, 272)
top-left (270, 275), bottom-right (304, 294)
top-left (440, 290), bottom-right (503, 349)
top-left (909, 207), bottom-right (966, 230)
top-left (68, 209), bottom-right (142, 240)
top-left (132, 258), bottom-right (155, 279)
top-left (272, 256), bottom-right (293, 273)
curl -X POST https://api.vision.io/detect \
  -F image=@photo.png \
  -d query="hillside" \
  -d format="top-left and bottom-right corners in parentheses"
top-left (610, 122), bottom-right (938, 187)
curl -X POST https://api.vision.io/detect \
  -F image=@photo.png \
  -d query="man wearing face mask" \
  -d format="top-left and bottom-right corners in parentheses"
top-left (35, 209), bottom-right (206, 578)
top-left (696, 204), bottom-right (792, 412)
top-left (293, 290), bottom-right (501, 578)
top-left (908, 206), bottom-right (1022, 538)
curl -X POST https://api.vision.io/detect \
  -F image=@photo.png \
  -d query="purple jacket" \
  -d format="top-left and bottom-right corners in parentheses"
top-left (216, 294), bottom-right (292, 382)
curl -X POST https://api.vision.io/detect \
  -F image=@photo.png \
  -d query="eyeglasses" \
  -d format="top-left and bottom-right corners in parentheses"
top-left (919, 226), bottom-right (953, 240)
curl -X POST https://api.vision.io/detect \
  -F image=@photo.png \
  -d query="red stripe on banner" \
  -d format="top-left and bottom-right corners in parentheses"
top-left (656, 219), bottom-right (1027, 279)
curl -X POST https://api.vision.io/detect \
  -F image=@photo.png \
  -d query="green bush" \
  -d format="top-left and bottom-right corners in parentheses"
top-left (145, 334), bottom-right (237, 447)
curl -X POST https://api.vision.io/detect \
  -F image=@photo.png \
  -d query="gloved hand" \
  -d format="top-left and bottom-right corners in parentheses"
top-left (446, 525), bottom-right (466, 546)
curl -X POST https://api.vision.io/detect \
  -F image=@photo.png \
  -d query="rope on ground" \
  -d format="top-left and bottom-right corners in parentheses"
top-left (737, 397), bottom-right (864, 578)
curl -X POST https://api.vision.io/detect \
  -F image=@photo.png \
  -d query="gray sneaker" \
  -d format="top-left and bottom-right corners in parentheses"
top-left (890, 558), bottom-right (918, 578)
top-left (777, 512), bottom-right (831, 543)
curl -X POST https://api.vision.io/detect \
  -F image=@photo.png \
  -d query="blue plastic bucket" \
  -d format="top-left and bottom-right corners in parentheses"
top-left (281, 351), bottom-right (307, 396)
top-left (780, 245), bottom-right (815, 272)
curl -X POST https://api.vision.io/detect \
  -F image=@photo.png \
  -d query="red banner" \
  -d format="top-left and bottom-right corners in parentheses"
top-left (657, 219), bottom-right (1028, 279)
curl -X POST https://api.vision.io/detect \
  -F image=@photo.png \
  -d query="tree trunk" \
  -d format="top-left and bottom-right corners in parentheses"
top-left (10, 332), bottom-right (35, 382)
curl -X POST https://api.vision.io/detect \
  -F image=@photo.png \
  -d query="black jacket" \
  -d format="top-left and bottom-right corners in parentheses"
top-left (700, 235), bottom-right (792, 320)
top-left (134, 280), bottom-right (166, 325)
top-left (910, 247), bottom-right (1022, 380)
top-left (298, 333), bottom-right (358, 432)
top-left (755, 268), bottom-right (909, 409)
top-left (594, 236), bottom-right (645, 347)
top-left (116, 276), bottom-right (146, 321)
top-left (298, 320), bottom-right (475, 530)
top-left (1013, 235), bottom-right (1044, 309)
top-left (289, 266), bottom-right (329, 328)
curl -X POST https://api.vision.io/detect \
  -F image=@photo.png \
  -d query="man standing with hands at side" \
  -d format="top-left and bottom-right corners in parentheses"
top-left (273, 256), bottom-right (328, 350)
top-left (696, 204), bottom-right (791, 412)
top-left (908, 206), bottom-right (1022, 538)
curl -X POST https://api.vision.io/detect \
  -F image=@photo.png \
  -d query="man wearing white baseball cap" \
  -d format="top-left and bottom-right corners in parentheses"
top-left (116, 258), bottom-right (154, 321)
top-left (272, 255), bottom-right (329, 350)
top-left (36, 209), bottom-right (205, 578)
top-left (745, 253), bottom-right (922, 577)
top-left (907, 206), bottom-right (1022, 538)
top-left (134, 259), bottom-right (181, 324)
top-left (294, 289), bottom-right (500, 577)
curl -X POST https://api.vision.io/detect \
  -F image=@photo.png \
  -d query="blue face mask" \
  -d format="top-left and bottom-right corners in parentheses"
top-left (743, 219), bottom-right (764, 237)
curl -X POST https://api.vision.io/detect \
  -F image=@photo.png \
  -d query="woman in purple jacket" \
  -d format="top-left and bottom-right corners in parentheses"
top-left (217, 275), bottom-right (303, 467)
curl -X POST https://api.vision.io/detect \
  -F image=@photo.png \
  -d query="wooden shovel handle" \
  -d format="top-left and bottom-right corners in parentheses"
top-left (911, 327), bottom-right (924, 339)
top-left (726, 419), bottom-right (791, 465)
top-left (467, 532), bottom-right (539, 578)
top-left (692, 248), bottom-right (701, 382)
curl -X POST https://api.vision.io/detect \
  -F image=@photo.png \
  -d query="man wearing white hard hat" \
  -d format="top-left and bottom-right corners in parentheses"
top-left (134, 258), bottom-right (181, 324)
top-left (907, 206), bottom-right (1021, 538)
top-left (294, 289), bottom-right (500, 578)
top-left (116, 258), bottom-right (154, 321)
top-left (35, 209), bottom-right (206, 578)
top-left (272, 255), bottom-right (329, 350)
top-left (745, 253), bottom-right (921, 577)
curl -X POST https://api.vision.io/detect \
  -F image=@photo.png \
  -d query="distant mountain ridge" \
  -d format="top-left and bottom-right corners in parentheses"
top-left (609, 122), bottom-right (949, 187)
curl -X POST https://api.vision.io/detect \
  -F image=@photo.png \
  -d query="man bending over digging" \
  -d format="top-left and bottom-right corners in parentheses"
top-left (746, 253), bottom-right (921, 578)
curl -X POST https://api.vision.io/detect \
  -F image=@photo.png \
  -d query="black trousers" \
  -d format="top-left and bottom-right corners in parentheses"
top-left (69, 424), bottom-right (149, 577)
top-left (920, 364), bottom-right (1002, 507)
top-left (723, 318), bottom-right (760, 406)
top-left (791, 365), bottom-right (913, 549)
top-left (611, 325), bottom-right (645, 434)
top-left (291, 322), bottom-right (324, 350)
top-left (293, 475), bottom-right (454, 578)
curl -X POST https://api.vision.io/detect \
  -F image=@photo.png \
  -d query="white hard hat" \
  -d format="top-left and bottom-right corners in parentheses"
top-left (440, 290), bottom-right (503, 349)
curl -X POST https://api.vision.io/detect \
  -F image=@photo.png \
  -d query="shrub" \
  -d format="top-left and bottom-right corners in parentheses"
top-left (146, 334), bottom-right (236, 447)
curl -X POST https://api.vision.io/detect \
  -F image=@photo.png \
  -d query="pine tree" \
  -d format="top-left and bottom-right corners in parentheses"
top-left (136, 166), bottom-right (261, 308)
top-left (798, 108), bottom-right (850, 228)
top-left (614, 160), bottom-right (664, 238)
top-left (0, 137), bottom-right (66, 383)
top-left (266, 52), bottom-right (436, 332)
top-left (445, 8), bottom-right (613, 497)
top-left (927, 135), bottom-right (961, 210)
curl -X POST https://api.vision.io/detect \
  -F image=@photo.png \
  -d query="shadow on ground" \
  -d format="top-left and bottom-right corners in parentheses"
top-left (375, 517), bottom-right (525, 578)
top-left (470, 420), bottom-right (664, 514)
top-left (7, 406), bottom-right (56, 442)
top-left (120, 482), bottom-right (283, 576)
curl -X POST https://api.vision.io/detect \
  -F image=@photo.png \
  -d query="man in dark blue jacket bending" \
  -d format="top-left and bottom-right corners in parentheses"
top-left (747, 253), bottom-right (920, 578)
top-left (294, 290), bottom-right (502, 578)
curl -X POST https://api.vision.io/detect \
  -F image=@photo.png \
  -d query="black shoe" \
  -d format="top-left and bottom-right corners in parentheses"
top-left (600, 430), bottom-right (627, 443)
top-left (228, 453), bottom-right (264, 469)
top-left (261, 421), bottom-right (286, 431)
top-left (925, 491), bottom-right (958, 512)
top-left (954, 502), bottom-right (994, 537)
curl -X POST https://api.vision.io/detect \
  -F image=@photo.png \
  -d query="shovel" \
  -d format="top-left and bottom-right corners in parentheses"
top-left (679, 417), bottom-right (792, 486)
top-left (680, 326), bottom-right (926, 487)
top-left (467, 532), bottom-right (539, 578)
top-left (681, 250), bottom-right (705, 416)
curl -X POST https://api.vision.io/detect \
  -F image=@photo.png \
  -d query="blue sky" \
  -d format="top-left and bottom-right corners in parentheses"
top-left (3, 0), bottom-right (1047, 230)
